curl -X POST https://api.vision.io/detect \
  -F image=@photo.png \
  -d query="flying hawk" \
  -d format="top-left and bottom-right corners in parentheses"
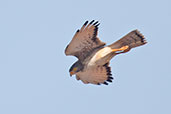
top-left (65, 20), bottom-right (147, 85)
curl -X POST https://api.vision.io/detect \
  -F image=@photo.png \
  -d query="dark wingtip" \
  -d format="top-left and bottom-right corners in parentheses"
top-left (107, 79), bottom-right (112, 82)
top-left (89, 20), bottom-right (95, 24)
top-left (93, 21), bottom-right (99, 25)
top-left (103, 82), bottom-right (108, 85)
top-left (97, 83), bottom-right (101, 85)
top-left (103, 63), bottom-right (114, 85)
top-left (108, 76), bottom-right (113, 80)
top-left (95, 23), bottom-right (100, 27)
top-left (84, 21), bottom-right (88, 26)
top-left (76, 29), bottom-right (79, 33)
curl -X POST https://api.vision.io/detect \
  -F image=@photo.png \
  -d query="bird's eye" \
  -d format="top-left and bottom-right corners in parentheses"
top-left (73, 67), bottom-right (78, 72)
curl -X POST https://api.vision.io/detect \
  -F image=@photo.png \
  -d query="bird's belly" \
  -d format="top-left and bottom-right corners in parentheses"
top-left (88, 47), bottom-right (114, 66)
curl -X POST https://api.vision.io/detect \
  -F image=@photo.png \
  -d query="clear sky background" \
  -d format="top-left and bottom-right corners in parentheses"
top-left (0, 0), bottom-right (171, 114)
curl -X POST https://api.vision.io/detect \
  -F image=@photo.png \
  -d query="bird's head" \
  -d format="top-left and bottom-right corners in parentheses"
top-left (69, 61), bottom-right (83, 76)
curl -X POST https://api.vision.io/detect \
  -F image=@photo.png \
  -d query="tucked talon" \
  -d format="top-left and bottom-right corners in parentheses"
top-left (120, 45), bottom-right (129, 51)
top-left (112, 45), bottom-right (129, 53)
top-left (120, 45), bottom-right (130, 53)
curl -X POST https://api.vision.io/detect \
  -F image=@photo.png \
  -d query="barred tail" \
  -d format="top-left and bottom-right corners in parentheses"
top-left (109, 30), bottom-right (147, 50)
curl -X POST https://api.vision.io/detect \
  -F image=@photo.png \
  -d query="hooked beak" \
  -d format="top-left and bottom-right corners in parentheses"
top-left (70, 71), bottom-right (74, 76)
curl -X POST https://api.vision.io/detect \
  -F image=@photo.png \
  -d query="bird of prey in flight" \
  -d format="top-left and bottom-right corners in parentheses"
top-left (65, 20), bottom-right (147, 85)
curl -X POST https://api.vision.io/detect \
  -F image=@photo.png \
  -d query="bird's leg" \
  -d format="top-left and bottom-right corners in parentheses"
top-left (112, 45), bottom-right (129, 53)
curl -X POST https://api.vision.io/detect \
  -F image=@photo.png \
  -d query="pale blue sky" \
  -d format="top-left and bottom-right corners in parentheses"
top-left (0, 0), bottom-right (171, 114)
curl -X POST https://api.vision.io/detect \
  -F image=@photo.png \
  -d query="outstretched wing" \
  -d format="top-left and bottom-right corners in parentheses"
top-left (65, 20), bottom-right (106, 61)
top-left (75, 63), bottom-right (113, 85)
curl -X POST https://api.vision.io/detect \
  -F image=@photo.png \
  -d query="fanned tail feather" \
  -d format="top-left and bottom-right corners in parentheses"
top-left (109, 30), bottom-right (147, 50)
